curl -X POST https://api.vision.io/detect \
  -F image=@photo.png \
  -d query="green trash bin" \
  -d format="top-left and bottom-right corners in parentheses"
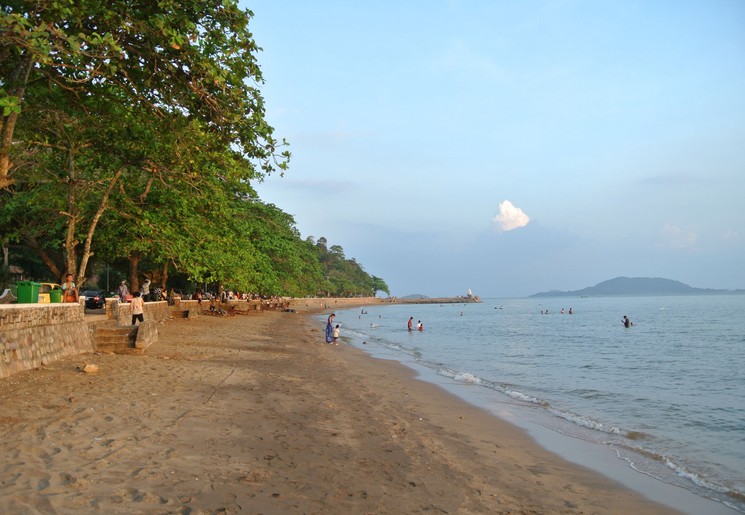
top-left (49, 288), bottom-right (63, 303)
top-left (16, 281), bottom-right (41, 303)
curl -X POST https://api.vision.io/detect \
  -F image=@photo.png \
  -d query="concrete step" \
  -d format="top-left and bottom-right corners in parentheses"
top-left (94, 325), bottom-right (139, 354)
top-left (96, 327), bottom-right (137, 337)
top-left (95, 335), bottom-right (135, 345)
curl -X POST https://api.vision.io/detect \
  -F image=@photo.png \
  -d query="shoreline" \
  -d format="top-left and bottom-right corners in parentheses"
top-left (0, 309), bottom-right (712, 513)
top-left (358, 347), bottom-right (738, 515)
top-left (325, 302), bottom-right (742, 515)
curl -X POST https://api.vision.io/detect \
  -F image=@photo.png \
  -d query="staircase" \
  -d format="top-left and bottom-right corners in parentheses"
top-left (94, 325), bottom-right (140, 354)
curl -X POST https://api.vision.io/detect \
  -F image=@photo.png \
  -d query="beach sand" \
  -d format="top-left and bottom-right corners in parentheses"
top-left (0, 310), bottom-right (679, 514)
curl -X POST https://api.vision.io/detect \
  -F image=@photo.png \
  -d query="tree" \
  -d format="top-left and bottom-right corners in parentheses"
top-left (370, 276), bottom-right (390, 297)
top-left (1, 2), bottom-right (391, 298)
top-left (1, 1), bottom-right (289, 285)
top-left (1, 0), bottom-right (289, 188)
top-left (313, 237), bottom-right (385, 297)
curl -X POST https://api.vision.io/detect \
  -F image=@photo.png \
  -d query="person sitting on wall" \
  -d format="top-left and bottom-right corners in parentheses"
top-left (61, 274), bottom-right (79, 303)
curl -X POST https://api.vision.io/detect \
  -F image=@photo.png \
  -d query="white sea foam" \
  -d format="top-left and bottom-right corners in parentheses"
top-left (453, 372), bottom-right (482, 384)
top-left (504, 389), bottom-right (545, 405)
top-left (665, 458), bottom-right (730, 494)
top-left (549, 408), bottom-right (623, 435)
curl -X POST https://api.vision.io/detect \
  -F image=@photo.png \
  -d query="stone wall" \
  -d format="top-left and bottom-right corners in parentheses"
top-left (286, 297), bottom-right (383, 312)
top-left (134, 321), bottom-right (158, 351)
top-left (0, 304), bottom-right (94, 379)
top-left (176, 298), bottom-right (292, 313)
top-left (0, 297), bottom-right (386, 379)
top-left (111, 300), bottom-right (173, 325)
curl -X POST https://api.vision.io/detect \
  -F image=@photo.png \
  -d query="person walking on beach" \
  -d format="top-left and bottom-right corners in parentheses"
top-left (408, 317), bottom-right (414, 331)
top-left (131, 292), bottom-right (145, 325)
top-left (333, 324), bottom-right (340, 345)
top-left (325, 313), bottom-right (335, 343)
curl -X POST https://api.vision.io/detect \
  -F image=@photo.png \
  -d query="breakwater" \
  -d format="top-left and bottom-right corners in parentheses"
top-left (383, 296), bottom-right (481, 305)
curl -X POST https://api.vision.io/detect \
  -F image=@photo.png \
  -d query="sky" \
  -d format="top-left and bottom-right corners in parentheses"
top-left (242, 0), bottom-right (745, 298)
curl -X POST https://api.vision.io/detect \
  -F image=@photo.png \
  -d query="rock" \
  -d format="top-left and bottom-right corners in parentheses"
top-left (82, 363), bottom-right (99, 374)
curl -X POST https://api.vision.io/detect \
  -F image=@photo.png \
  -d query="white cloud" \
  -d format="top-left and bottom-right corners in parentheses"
top-left (658, 224), bottom-right (698, 251)
top-left (491, 200), bottom-right (530, 232)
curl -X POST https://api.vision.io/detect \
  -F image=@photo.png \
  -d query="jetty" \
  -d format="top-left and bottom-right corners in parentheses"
top-left (384, 295), bottom-right (481, 305)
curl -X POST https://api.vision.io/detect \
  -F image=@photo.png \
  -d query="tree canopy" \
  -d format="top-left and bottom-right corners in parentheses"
top-left (0, 1), bottom-right (388, 298)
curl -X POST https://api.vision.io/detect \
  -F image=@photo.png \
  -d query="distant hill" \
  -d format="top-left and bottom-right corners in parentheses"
top-left (530, 276), bottom-right (745, 297)
top-left (401, 294), bottom-right (429, 299)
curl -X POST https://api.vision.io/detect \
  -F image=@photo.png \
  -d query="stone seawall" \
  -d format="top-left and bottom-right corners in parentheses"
top-left (286, 297), bottom-right (383, 312)
top-left (109, 299), bottom-right (174, 325)
top-left (0, 296), bottom-right (465, 379)
top-left (382, 297), bottom-right (480, 305)
top-left (0, 304), bottom-right (94, 379)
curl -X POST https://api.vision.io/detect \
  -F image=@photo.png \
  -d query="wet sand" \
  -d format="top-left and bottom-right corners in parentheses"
top-left (0, 310), bottom-right (680, 514)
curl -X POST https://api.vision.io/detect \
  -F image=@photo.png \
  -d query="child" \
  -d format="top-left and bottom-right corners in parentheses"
top-left (131, 291), bottom-right (145, 325)
top-left (333, 324), bottom-right (340, 345)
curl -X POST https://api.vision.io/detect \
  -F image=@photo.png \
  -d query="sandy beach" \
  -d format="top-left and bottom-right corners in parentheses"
top-left (0, 310), bottom-right (680, 514)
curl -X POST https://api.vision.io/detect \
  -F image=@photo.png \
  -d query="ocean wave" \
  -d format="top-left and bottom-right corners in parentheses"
top-left (434, 367), bottom-right (550, 407)
top-left (547, 407), bottom-right (623, 435)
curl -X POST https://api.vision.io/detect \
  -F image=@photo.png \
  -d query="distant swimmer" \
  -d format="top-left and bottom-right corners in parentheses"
top-left (408, 316), bottom-right (414, 331)
top-left (569, 308), bottom-right (573, 314)
top-left (417, 320), bottom-right (423, 331)
top-left (622, 315), bottom-right (633, 328)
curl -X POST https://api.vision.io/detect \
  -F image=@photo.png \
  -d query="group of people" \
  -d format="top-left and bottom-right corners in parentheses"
top-left (324, 311), bottom-right (430, 346)
top-left (539, 308), bottom-right (574, 315)
top-left (117, 278), bottom-right (165, 303)
top-left (325, 313), bottom-right (340, 345)
top-left (117, 278), bottom-right (168, 326)
top-left (407, 316), bottom-right (424, 331)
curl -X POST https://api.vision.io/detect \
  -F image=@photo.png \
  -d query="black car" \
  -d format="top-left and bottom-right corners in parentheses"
top-left (81, 290), bottom-right (105, 309)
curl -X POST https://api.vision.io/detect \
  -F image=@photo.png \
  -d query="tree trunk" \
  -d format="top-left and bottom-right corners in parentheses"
top-left (63, 173), bottom-right (79, 279)
top-left (129, 252), bottom-right (140, 294)
top-left (76, 168), bottom-right (123, 287)
top-left (160, 262), bottom-right (168, 289)
top-left (0, 53), bottom-right (34, 188)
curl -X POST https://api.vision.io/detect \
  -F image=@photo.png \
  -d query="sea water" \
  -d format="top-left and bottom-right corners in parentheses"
top-left (328, 295), bottom-right (745, 513)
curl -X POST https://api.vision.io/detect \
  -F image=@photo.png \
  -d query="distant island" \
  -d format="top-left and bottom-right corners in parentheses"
top-left (530, 276), bottom-right (745, 298)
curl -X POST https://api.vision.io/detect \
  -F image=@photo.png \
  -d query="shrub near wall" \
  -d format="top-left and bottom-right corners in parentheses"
top-left (0, 304), bottom-right (94, 379)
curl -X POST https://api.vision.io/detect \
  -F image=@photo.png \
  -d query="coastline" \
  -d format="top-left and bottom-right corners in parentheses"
top-left (0, 308), bottom-right (699, 513)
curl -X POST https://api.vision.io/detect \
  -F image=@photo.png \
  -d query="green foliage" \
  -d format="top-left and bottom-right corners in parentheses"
top-left (0, 1), bottom-right (388, 297)
top-left (313, 238), bottom-right (386, 297)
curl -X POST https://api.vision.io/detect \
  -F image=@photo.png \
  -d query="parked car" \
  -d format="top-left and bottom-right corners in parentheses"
top-left (81, 290), bottom-right (105, 309)
top-left (37, 283), bottom-right (62, 303)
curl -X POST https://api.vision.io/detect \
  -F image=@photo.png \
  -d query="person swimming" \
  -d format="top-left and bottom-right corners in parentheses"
top-left (622, 315), bottom-right (633, 328)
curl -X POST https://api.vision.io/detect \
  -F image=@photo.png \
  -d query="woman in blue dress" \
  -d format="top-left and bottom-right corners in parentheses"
top-left (325, 313), bottom-right (335, 343)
